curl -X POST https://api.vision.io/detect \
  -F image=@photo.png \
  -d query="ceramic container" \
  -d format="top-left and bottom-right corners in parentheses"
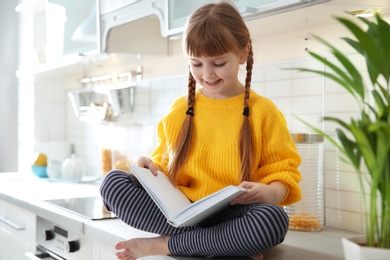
top-left (61, 154), bottom-right (86, 182)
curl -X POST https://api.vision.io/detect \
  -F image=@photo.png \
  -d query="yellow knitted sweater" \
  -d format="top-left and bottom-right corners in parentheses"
top-left (151, 89), bottom-right (302, 206)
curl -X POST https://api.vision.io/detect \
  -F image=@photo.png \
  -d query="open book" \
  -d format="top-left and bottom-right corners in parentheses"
top-left (129, 165), bottom-right (247, 227)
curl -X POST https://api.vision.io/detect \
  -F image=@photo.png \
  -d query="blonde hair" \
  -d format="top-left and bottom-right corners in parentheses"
top-left (168, 1), bottom-right (254, 183)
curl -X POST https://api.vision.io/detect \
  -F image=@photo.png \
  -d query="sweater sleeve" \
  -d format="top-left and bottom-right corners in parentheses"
top-left (252, 102), bottom-right (302, 206)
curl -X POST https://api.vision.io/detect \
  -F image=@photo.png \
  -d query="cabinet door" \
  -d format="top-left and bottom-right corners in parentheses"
top-left (92, 239), bottom-right (118, 260)
top-left (100, 0), bottom-right (140, 15)
top-left (46, 0), bottom-right (100, 62)
top-left (164, 0), bottom-right (326, 37)
top-left (164, 0), bottom-right (284, 36)
top-left (0, 232), bottom-right (33, 260)
top-left (165, 0), bottom-right (212, 37)
top-left (0, 199), bottom-right (36, 259)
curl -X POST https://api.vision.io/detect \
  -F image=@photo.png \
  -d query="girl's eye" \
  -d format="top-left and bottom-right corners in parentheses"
top-left (214, 63), bottom-right (226, 67)
top-left (192, 63), bottom-right (202, 67)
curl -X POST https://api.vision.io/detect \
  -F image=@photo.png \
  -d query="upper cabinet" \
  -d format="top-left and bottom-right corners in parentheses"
top-left (45, 0), bottom-right (328, 60)
top-left (25, 0), bottom-right (329, 75)
top-left (164, 0), bottom-right (207, 37)
top-left (100, 0), bottom-right (141, 15)
top-left (45, 0), bottom-right (100, 62)
top-left (100, 0), bottom-right (167, 55)
top-left (163, 0), bottom-right (329, 37)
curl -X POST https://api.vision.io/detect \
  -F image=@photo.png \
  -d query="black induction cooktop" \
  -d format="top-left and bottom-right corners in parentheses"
top-left (45, 196), bottom-right (116, 220)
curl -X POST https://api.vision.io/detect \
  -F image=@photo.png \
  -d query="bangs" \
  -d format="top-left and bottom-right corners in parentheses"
top-left (184, 17), bottom-right (239, 57)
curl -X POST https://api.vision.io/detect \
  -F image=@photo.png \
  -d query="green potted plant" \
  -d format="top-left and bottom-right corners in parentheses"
top-left (293, 14), bottom-right (390, 259)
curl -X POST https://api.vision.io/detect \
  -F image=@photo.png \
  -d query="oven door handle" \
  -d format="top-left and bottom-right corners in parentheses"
top-left (25, 248), bottom-right (65, 260)
top-left (25, 252), bottom-right (49, 260)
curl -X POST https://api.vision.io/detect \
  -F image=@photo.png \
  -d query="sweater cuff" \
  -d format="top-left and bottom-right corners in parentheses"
top-left (278, 182), bottom-right (290, 205)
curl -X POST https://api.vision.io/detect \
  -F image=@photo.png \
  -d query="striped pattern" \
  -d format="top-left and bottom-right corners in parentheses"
top-left (100, 171), bottom-right (289, 258)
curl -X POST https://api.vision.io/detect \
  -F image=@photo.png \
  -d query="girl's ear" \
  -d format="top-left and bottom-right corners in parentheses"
top-left (239, 42), bottom-right (250, 64)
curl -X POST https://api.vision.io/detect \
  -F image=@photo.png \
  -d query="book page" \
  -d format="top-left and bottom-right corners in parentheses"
top-left (129, 165), bottom-right (191, 219)
top-left (172, 185), bottom-right (246, 227)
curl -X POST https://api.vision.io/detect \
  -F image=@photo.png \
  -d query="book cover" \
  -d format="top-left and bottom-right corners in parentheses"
top-left (129, 165), bottom-right (247, 227)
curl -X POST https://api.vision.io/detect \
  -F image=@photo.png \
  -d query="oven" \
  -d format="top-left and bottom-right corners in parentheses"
top-left (33, 216), bottom-right (92, 259)
top-left (26, 197), bottom-right (115, 260)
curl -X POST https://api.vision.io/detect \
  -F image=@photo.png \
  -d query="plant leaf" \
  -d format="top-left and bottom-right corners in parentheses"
top-left (294, 66), bottom-right (361, 103)
top-left (337, 17), bottom-right (383, 84)
top-left (335, 128), bottom-right (360, 170)
top-left (308, 37), bottom-right (366, 100)
top-left (371, 89), bottom-right (385, 118)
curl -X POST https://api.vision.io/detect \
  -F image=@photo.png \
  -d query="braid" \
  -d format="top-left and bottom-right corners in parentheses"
top-left (244, 42), bottom-right (253, 108)
top-left (168, 72), bottom-right (196, 184)
top-left (239, 42), bottom-right (254, 182)
top-left (187, 71), bottom-right (196, 109)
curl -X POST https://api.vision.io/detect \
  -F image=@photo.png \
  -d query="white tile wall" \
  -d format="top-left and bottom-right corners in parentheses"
top-left (323, 53), bottom-right (367, 233)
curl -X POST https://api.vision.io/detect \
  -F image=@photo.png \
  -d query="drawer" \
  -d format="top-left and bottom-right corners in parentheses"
top-left (0, 199), bottom-right (36, 248)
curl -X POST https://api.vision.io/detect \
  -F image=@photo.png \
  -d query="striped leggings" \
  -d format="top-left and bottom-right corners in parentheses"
top-left (100, 170), bottom-right (289, 258)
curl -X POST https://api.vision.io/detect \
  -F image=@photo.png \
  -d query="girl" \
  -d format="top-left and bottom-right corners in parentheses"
top-left (100, 2), bottom-right (302, 259)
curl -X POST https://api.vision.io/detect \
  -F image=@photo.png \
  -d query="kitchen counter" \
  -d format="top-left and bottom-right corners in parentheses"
top-left (86, 218), bottom-right (357, 260)
top-left (0, 172), bottom-right (359, 259)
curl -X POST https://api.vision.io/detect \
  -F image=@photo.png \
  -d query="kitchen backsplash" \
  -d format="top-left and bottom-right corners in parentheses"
top-left (35, 53), bottom-right (364, 234)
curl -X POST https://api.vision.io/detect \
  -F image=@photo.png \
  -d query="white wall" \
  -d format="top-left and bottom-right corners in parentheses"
top-left (0, 2), bottom-right (19, 171)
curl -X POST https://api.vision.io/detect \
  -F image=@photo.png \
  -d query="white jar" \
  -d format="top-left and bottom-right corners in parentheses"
top-left (47, 159), bottom-right (62, 179)
top-left (61, 154), bottom-right (86, 182)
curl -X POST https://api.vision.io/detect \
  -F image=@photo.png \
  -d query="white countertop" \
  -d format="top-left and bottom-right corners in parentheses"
top-left (0, 172), bottom-right (360, 259)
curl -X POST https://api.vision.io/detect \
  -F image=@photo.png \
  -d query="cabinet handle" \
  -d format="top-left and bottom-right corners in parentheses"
top-left (0, 216), bottom-right (25, 230)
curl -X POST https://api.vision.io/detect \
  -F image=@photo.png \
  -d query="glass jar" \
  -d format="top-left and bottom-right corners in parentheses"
top-left (100, 146), bottom-right (133, 177)
top-left (101, 147), bottom-right (112, 177)
top-left (285, 133), bottom-right (324, 231)
top-left (111, 149), bottom-right (133, 172)
top-left (99, 125), bottom-right (155, 177)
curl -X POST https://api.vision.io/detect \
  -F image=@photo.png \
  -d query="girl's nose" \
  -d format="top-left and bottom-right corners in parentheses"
top-left (202, 65), bottom-right (215, 79)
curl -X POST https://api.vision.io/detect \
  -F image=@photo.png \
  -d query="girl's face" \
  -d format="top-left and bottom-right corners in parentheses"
top-left (189, 50), bottom-right (248, 99)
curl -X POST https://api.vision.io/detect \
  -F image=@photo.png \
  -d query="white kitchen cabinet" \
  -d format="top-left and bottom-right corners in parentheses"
top-left (92, 239), bottom-right (118, 260)
top-left (0, 199), bottom-right (36, 260)
top-left (164, 0), bottom-right (210, 37)
top-left (165, 0), bottom-right (278, 37)
top-left (100, 0), bottom-right (167, 55)
top-left (45, 0), bottom-right (100, 62)
top-left (166, 0), bottom-right (271, 37)
top-left (163, 0), bottom-right (328, 37)
top-left (100, 0), bottom-right (140, 15)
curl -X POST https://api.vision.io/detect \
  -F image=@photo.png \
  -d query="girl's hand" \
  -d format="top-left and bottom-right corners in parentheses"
top-left (133, 156), bottom-right (160, 176)
top-left (231, 181), bottom-right (287, 205)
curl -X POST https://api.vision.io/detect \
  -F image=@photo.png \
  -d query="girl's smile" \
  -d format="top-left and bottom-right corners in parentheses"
top-left (204, 79), bottom-right (221, 86)
top-left (189, 51), bottom-right (248, 99)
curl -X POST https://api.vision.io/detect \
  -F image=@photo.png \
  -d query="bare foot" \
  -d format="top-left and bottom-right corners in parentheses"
top-left (115, 236), bottom-right (170, 260)
top-left (251, 252), bottom-right (264, 260)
